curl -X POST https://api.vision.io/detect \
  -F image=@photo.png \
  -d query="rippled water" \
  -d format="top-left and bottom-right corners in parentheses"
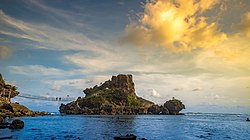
top-left (0, 113), bottom-right (250, 140)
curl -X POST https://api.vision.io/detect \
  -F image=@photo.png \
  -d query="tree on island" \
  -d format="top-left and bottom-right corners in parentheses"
top-left (0, 73), bottom-right (20, 102)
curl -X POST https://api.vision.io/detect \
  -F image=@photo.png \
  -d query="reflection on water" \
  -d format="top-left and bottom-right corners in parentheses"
top-left (0, 114), bottom-right (250, 139)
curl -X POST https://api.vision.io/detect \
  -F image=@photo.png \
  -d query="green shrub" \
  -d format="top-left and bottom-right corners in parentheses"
top-left (127, 95), bottom-right (139, 107)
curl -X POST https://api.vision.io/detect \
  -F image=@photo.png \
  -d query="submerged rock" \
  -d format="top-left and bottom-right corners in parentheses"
top-left (9, 119), bottom-right (24, 129)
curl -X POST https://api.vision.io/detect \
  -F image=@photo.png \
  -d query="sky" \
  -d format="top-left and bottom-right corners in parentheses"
top-left (0, 0), bottom-right (250, 113)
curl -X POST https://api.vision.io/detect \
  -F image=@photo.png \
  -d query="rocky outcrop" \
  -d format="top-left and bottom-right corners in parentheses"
top-left (9, 119), bottom-right (24, 129)
top-left (0, 97), bottom-right (48, 129)
top-left (0, 74), bottom-right (48, 118)
top-left (0, 97), bottom-right (48, 118)
top-left (0, 74), bottom-right (19, 99)
top-left (84, 74), bottom-right (136, 97)
top-left (147, 105), bottom-right (169, 115)
top-left (164, 97), bottom-right (185, 115)
top-left (0, 73), bottom-right (49, 129)
top-left (60, 74), bottom-right (154, 115)
top-left (60, 74), bottom-right (185, 115)
top-left (0, 118), bottom-right (24, 129)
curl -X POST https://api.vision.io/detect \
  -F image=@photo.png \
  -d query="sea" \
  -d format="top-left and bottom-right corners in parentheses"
top-left (0, 113), bottom-right (249, 140)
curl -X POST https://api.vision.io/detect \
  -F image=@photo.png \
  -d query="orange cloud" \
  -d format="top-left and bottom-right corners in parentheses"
top-left (123, 0), bottom-right (227, 52)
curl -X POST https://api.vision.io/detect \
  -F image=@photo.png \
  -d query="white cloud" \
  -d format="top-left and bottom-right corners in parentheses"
top-left (0, 10), bottom-right (112, 56)
top-left (46, 75), bottom-right (110, 96)
top-left (134, 73), bottom-right (250, 106)
top-left (139, 88), bottom-right (161, 103)
top-left (64, 52), bottom-right (129, 74)
top-left (8, 65), bottom-right (79, 77)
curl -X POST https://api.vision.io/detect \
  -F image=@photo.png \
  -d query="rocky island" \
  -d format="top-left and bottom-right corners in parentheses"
top-left (0, 73), bottom-right (48, 129)
top-left (60, 74), bottom-right (185, 115)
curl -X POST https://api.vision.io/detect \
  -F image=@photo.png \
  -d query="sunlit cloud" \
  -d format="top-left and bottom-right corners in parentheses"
top-left (122, 0), bottom-right (227, 52)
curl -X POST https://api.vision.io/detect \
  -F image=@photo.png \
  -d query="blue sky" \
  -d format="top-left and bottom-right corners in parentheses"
top-left (0, 0), bottom-right (250, 113)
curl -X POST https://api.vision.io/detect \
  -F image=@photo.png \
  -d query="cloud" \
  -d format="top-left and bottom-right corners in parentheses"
top-left (195, 35), bottom-right (250, 76)
top-left (192, 88), bottom-right (202, 91)
top-left (121, 23), bottom-right (152, 47)
top-left (122, 0), bottom-right (227, 52)
top-left (0, 10), bottom-right (112, 55)
top-left (50, 79), bottom-right (87, 92)
top-left (173, 88), bottom-right (183, 91)
top-left (140, 88), bottom-right (161, 97)
top-left (47, 75), bottom-right (110, 95)
top-left (236, 12), bottom-right (250, 37)
top-left (64, 52), bottom-right (128, 74)
top-left (0, 46), bottom-right (12, 59)
top-left (8, 65), bottom-right (79, 77)
top-left (135, 73), bottom-right (250, 106)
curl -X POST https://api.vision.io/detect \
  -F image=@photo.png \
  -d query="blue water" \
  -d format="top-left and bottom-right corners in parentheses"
top-left (0, 113), bottom-right (250, 140)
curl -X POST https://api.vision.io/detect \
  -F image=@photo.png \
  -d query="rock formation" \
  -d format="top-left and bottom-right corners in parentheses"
top-left (60, 74), bottom-right (154, 115)
top-left (9, 119), bottom-right (24, 129)
top-left (0, 74), bottom-right (19, 99)
top-left (0, 73), bottom-right (48, 129)
top-left (60, 74), bottom-right (185, 115)
top-left (164, 97), bottom-right (185, 115)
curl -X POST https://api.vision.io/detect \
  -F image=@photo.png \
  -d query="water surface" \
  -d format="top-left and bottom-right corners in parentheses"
top-left (0, 113), bottom-right (249, 140)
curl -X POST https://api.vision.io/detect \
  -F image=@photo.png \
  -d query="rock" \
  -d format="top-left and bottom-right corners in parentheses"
top-left (0, 116), bottom-right (3, 123)
top-left (60, 74), bottom-right (154, 115)
top-left (160, 106), bottom-right (169, 115)
top-left (114, 134), bottom-right (137, 140)
top-left (0, 98), bottom-right (49, 118)
top-left (147, 105), bottom-right (161, 114)
top-left (164, 97), bottom-right (185, 115)
top-left (111, 74), bottom-right (136, 96)
top-left (0, 74), bottom-right (20, 99)
top-left (60, 74), bottom-right (185, 115)
top-left (84, 74), bottom-right (136, 97)
top-left (0, 73), bottom-right (48, 118)
top-left (147, 105), bottom-right (169, 115)
top-left (0, 102), bottom-right (14, 112)
top-left (9, 119), bottom-right (24, 129)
